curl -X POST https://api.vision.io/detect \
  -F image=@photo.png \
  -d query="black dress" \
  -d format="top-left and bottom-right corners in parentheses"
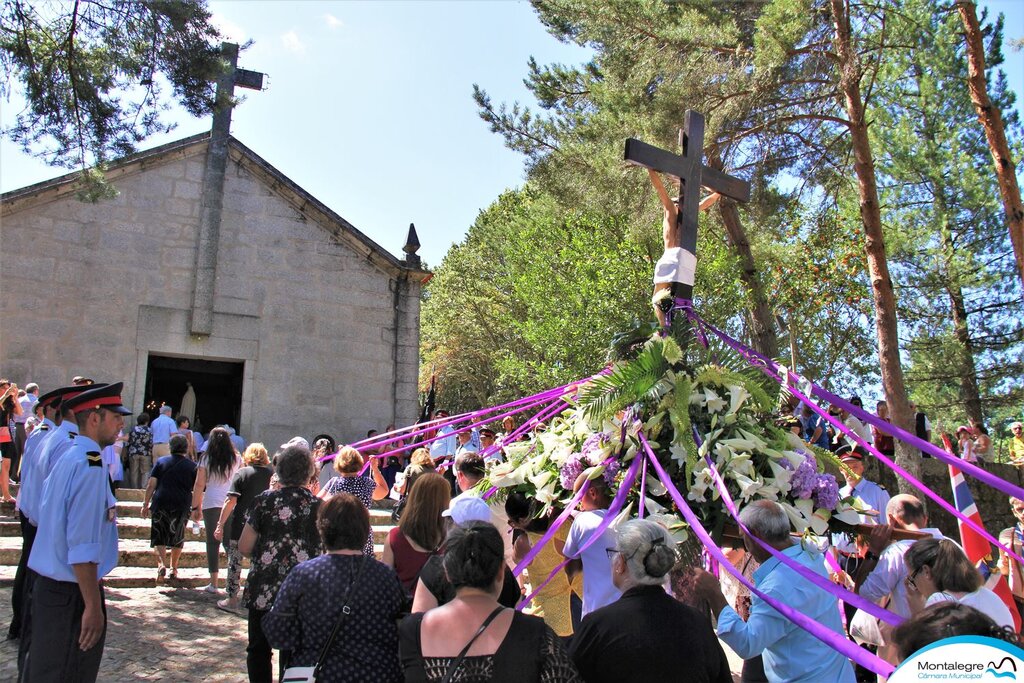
top-left (399, 610), bottom-right (581, 683)
top-left (568, 585), bottom-right (732, 683)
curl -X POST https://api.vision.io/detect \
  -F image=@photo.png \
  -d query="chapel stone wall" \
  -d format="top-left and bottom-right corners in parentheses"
top-left (0, 141), bottom-right (422, 452)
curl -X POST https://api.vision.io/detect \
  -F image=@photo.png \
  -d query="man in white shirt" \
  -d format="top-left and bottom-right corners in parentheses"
top-left (149, 405), bottom-right (176, 458)
top-left (14, 384), bottom-right (38, 468)
top-left (563, 476), bottom-right (621, 617)
top-left (450, 452), bottom-right (514, 569)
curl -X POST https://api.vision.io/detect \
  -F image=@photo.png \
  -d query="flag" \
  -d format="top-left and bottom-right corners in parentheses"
top-left (943, 433), bottom-right (1022, 632)
top-left (418, 374), bottom-right (436, 424)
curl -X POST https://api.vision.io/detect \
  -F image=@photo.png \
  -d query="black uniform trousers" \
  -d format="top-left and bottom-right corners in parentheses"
top-left (8, 512), bottom-right (35, 639)
top-left (22, 576), bottom-right (106, 683)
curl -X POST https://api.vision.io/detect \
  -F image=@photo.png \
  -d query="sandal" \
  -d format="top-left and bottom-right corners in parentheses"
top-left (157, 566), bottom-right (166, 581)
top-left (168, 570), bottom-right (178, 581)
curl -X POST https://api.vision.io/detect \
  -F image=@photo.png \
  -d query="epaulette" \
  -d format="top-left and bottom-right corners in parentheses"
top-left (86, 451), bottom-right (102, 467)
top-left (38, 424), bottom-right (49, 431)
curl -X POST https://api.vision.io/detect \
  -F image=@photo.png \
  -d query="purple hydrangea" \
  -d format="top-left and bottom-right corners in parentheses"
top-left (789, 459), bottom-right (818, 499)
top-left (560, 453), bottom-right (587, 490)
top-left (581, 432), bottom-right (612, 460)
top-left (812, 473), bottom-right (840, 510)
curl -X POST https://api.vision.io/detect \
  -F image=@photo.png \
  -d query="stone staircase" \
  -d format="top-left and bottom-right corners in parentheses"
top-left (0, 486), bottom-right (394, 589)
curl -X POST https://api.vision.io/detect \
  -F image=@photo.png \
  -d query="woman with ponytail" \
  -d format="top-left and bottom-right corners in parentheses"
top-left (568, 519), bottom-right (731, 683)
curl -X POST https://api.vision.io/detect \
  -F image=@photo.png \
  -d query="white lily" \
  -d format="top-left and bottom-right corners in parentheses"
top-left (736, 428), bottom-right (769, 450)
top-left (767, 461), bottom-right (794, 492)
top-left (727, 385), bottom-right (751, 416)
top-left (809, 508), bottom-right (831, 536)
top-left (832, 507), bottom-right (864, 526)
top-left (733, 473), bottom-right (762, 501)
top-left (688, 470), bottom-right (714, 502)
top-left (704, 388), bottom-right (727, 413)
top-left (529, 470), bottom-right (553, 490)
top-left (669, 443), bottom-right (690, 466)
top-left (645, 475), bottom-right (668, 496)
top-left (646, 512), bottom-right (690, 544)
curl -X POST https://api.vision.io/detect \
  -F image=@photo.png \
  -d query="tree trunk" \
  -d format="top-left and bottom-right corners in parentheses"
top-left (829, 0), bottom-right (920, 493)
top-left (957, 1), bottom-right (1024, 295)
top-left (706, 151), bottom-right (779, 359)
top-left (718, 198), bottom-right (779, 359)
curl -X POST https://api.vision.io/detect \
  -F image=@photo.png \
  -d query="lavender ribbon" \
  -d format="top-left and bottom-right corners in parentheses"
top-left (355, 395), bottom-right (560, 475)
top-left (640, 434), bottom-right (895, 679)
top-left (688, 311), bottom-right (1024, 568)
top-left (514, 453), bottom-right (642, 611)
top-left (679, 301), bottom-right (1024, 502)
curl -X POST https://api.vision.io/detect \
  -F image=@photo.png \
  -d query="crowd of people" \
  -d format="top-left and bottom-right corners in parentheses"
top-left (2, 377), bottom-right (1022, 683)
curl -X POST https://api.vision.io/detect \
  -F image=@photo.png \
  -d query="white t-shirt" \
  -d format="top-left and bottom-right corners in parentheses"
top-left (563, 508), bottom-right (622, 617)
top-left (925, 587), bottom-right (1015, 631)
top-left (200, 455), bottom-right (241, 509)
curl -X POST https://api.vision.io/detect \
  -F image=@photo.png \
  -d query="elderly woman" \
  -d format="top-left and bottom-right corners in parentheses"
top-left (569, 519), bottom-right (731, 683)
top-left (239, 444), bottom-right (323, 683)
top-left (904, 537), bottom-right (1015, 630)
top-left (142, 434), bottom-right (198, 581)
top-left (214, 442), bottom-right (273, 612)
top-left (319, 445), bottom-right (389, 555)
top-left (400, 521), bottom-right (581, 682)
top-left (263, 493), bottom-right (406, 682)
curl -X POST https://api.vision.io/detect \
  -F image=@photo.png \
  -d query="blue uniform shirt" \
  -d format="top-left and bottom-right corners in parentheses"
top-left (28, 434), bottom-right (119, 583)
top-left (429, 426), bottom-right (456, 458)
top-left (19, 419), bottom-right (76, 526)
top-left (717, 544), bottom-right (855, 683)
top-left (15, 417), bottom-right (55, 520)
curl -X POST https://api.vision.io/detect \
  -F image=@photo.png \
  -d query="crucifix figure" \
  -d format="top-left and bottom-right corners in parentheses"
top-left (624, 110), bottom-right (751, 323)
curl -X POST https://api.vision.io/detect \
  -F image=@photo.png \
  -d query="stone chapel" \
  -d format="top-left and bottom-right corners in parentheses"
top-left (0, 131), bottom-right (429, 449)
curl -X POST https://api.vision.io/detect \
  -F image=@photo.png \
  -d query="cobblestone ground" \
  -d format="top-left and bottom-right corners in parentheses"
top-left (0, 584), bottom-right (744, 682)
top-left (0, 584), bottom-right (272, 682)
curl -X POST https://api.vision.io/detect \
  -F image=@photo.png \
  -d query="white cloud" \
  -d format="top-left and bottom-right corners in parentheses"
top-left (280, 30), bottom-right (306, 55)
top-left (210, 13), bottom-right (248, 45)
top-left (324, 14), bottom-right (343, 30)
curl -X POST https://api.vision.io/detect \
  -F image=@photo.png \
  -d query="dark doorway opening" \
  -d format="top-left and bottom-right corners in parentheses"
top-left (143, 355), bottom-right (244, 437)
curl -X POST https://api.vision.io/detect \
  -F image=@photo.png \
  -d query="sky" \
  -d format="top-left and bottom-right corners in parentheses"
top-left (1, 1), bottom-right (1021, 268)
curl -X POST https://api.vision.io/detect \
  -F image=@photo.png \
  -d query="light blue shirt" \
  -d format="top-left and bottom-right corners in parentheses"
top-left (717, 544), bottom-right (855, 683)
top-left (150, 414), bottom-right (176, 444)
top-left (29, 434), bottom-right (119, 583)
top-left (430, 426), bottom-right (456, 458)
top-left (20, 419), bottom-right (77, 526)
top-left (14, 417), bottom-right (55, 522)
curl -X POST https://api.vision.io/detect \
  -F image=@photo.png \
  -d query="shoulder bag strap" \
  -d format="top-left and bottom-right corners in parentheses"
top-left (440, 606), bottom-right (505, 683)
top-left (312, 556), bottom-right (367, 678)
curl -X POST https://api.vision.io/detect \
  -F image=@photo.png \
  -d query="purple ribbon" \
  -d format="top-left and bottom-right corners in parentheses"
top-left (348, 376), bottom-right (594, 456)
top-left (687, 310), bottom-right (1024, 568)
top-left (355, 395), bottom-right (560, 475)
top-left (514, 453), bottom-right (642, 610)
top-left (640, 433), bottom-right (895, 678)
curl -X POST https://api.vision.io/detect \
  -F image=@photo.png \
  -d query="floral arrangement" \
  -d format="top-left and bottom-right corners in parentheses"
top-left (480, 330), bottom-right (866, 545)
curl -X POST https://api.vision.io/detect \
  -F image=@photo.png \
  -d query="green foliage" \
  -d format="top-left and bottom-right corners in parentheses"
top-left (0, 0), bottom-right (225, 171)
top-left (577, 335), bottom-right (681, 422)
top-left (420, 188), bottom-right (652, 412)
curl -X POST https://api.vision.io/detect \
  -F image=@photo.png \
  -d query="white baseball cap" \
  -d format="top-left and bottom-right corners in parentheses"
top-left (442, 496), bottom-right (492, 527)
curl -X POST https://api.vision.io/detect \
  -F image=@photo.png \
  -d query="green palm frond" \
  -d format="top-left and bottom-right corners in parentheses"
top-left (580, 336), bottom-right (677, 422)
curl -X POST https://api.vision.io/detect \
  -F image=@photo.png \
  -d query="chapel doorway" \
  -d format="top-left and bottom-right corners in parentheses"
top-left (142, 355), bottom-right (245, 436)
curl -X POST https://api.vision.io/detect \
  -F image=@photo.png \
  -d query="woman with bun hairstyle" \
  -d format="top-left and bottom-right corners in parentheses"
top-left (400, 521), bottom-right (581, 682)
top-left (568, 519), bottom-right (731, 683)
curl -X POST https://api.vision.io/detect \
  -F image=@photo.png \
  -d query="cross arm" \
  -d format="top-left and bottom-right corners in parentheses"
top-left (624, 138), bottom-right (751, 202)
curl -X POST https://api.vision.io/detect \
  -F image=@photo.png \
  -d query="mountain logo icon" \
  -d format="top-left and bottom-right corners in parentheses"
top-left (986, 657), bottom-right (1018, 680)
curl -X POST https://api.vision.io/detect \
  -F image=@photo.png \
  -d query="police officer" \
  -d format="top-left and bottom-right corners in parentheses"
top-left (24, 382), bottom-right (128, 683)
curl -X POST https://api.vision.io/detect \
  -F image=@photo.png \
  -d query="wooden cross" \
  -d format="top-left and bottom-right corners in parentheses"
top-left (624, 110), bottom-right (751, 301)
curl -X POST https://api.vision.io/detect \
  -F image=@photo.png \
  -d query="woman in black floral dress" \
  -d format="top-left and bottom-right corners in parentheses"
top-left (239, 444), bottom-right (323, 683)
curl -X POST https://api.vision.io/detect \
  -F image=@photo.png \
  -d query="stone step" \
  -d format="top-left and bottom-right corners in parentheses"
top-left (0, 563), bottom-right (253, 590)
top-left (0, 537), bottom-right (384, 569)
top-left (0, 518), bottom-right (393, 544)
top-left (113, 500), bottom-right (395, 525)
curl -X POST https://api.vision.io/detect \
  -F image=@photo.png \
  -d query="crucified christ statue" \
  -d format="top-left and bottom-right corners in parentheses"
top-left (624, 110), bottom-right (751, 326)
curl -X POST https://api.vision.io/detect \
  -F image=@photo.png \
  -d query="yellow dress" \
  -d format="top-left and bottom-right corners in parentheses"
top-left (524, 527), bottom-right (574, 637)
